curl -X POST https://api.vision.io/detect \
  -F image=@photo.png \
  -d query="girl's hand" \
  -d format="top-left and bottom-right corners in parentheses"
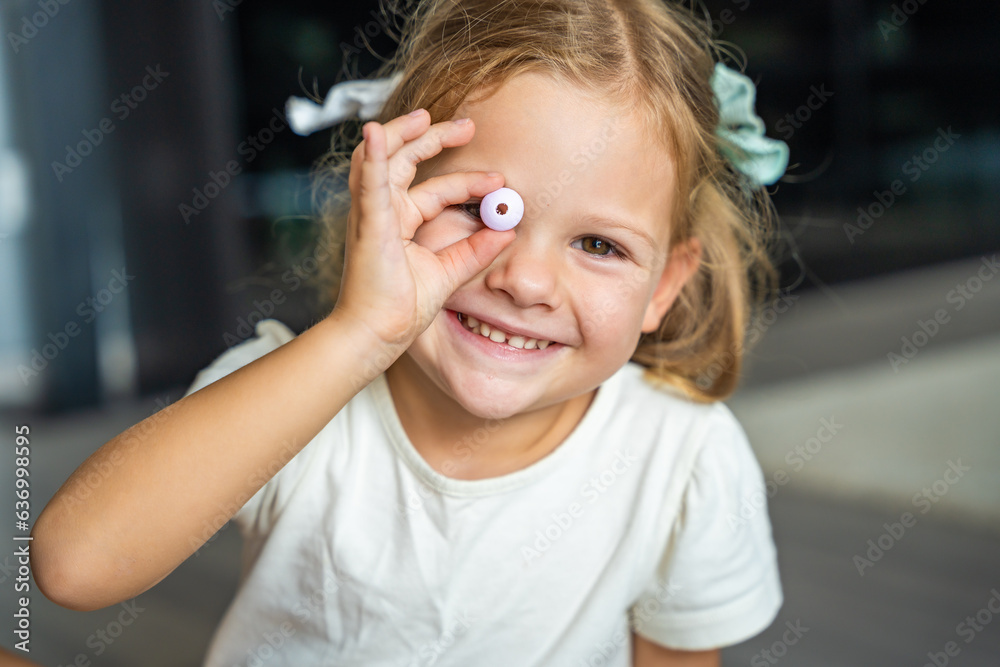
top-left (334, 109), bottom-right (515, 347)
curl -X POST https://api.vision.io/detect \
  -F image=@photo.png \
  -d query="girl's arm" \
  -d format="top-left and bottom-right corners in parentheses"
top-left (31, 110), bottom-right (515, 612)
top-left (31, 312), bottom-right (396, 611)
top-left (632, 634), bottom-right (720, 667)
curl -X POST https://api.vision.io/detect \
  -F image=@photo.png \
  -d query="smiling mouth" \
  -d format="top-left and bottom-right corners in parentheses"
top-left (456, 312), bottom-right (552, 350)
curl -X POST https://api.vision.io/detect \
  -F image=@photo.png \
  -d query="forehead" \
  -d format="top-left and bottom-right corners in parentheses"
top-left (429, 72), bottom-right (676, 252)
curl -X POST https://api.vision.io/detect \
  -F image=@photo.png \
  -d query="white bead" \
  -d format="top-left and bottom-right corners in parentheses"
top-left (480, 187), bottom-right (524, 231)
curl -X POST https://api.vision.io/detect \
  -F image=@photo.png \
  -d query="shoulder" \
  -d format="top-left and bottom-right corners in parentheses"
top-left (610, 363), bottom-right (763, 528)
top-left (625, 366), bottom-right (782, 649)
top-left (184, 319), bottom-right (298, 396)
top-left (613, 362), bottom-right (726, 414)
top-left (609, 362), bottom-right (746, 456)
top-left (624, 363), bottom-right (761, 515)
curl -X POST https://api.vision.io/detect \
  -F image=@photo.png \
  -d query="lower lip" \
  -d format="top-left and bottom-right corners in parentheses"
top-left (445, 309), bottom-right (562, 362)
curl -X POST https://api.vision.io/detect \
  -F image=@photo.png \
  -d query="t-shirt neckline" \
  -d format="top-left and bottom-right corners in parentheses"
top-left (369, 367), bottom-right (623, 498)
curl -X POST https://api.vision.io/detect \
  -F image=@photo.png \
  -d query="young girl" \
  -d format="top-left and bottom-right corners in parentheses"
top-left (32, 0), bottom-right (788, 664)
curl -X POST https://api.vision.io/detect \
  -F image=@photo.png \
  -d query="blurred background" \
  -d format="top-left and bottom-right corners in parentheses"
top-left (0, 0), bottom-right (997, 665)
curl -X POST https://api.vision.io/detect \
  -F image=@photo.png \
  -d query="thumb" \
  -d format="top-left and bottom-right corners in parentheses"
top-left (436, 227), bottom-right (516, 291)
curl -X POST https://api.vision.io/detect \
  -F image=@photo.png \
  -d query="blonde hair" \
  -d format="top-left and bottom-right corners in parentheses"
top-left (310, 0), bottom-right (779, 402)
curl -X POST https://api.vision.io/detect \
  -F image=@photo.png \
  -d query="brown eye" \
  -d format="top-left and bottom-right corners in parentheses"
top-left (581, 237), bottom-right (614, 256)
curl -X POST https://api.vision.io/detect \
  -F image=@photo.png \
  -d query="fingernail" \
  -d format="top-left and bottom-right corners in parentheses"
top-left (486, 172), bottom-right (501, 178)
top-left (409, 108), bottom-right (424, 117)
top-left (454, 117), bottom-right (471, 125)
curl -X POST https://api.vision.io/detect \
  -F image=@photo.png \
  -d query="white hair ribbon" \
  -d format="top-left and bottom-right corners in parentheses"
top-left (285, 72), bottom-right (404, 136)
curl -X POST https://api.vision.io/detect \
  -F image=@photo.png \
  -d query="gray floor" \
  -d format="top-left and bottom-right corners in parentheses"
top-left (728, 490), bottom-right (1000, 666)
top-left (3, 256), bottom-right (999, 666)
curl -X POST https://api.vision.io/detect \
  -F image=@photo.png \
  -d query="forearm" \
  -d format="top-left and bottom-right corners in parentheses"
top-left (32, 311), bottom-right (401, 610)
top-left (632, 633), bottom-right (720, 667)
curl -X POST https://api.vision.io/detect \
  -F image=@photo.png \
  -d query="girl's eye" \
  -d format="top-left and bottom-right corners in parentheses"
top-left (457, 201), bottom-right (482, 220)
top-left (576, 236), bottom-right (623, 259)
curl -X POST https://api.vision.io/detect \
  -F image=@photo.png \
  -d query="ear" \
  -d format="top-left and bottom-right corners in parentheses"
top-left (641, 237), bottom-right (702, 334)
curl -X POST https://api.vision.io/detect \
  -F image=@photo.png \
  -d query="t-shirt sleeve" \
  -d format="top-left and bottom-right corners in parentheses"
top-left (182, 318), bottom-right (298, 533)
top-left (629, 405), bottom-right (783, 651)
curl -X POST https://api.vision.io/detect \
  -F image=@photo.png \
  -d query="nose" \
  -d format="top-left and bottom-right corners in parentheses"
top-left (482, 231), bottom-right (561, 310)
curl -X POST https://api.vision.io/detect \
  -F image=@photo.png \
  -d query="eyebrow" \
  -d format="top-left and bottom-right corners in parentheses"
top-left (584, 215), bottom-right (660, 251)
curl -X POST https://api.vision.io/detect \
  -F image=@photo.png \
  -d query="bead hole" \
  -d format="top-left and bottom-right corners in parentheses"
top-left (496, 203), bottom-right (508, 215)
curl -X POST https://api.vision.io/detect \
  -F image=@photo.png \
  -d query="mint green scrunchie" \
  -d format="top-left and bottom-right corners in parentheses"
top-left (710, 62), bottom-right (789, 187)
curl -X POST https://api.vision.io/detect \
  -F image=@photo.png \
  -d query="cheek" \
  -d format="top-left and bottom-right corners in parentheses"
top-left (576, 277), bottom-right (650, 343)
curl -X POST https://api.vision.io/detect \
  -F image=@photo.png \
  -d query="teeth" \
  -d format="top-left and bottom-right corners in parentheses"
top-left (459, 313), bottom-right (552, 350)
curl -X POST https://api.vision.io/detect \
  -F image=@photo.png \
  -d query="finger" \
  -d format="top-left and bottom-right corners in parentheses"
top-left (386, 118), bottom-right (477, 188)
top-left (381, 108), bottom-right (433, 154)
top-left (349, 109), bottom-right (430, 191)
top-left (435, 227), bottom-right (517, 294)
top-left (381, 112), bottom-right (474, 161)
top-left (354, 122), bottom-right (395, 244)
top-left (407, 171), bottom-right (505, 230)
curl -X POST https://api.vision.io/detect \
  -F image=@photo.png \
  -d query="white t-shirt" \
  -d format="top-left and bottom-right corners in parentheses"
top-left (188, 319), bottom-right (781, 667)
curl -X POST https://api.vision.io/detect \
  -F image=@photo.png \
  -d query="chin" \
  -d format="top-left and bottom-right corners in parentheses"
top-left (447, 373), bottom-right (541, 421)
